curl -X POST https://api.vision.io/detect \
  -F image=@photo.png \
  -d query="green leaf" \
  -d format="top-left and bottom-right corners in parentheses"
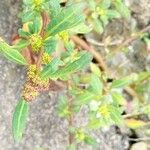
top-left (0, 41), bottom-right (7, 52)
top-left (3, 49), bottom-right (27, 65)
top-left (46, 4), bottom-right (85, 37)
top-left (69, 23), bottom-right (92, 34)
top-left (12, 98), bottom-right (29, 142)
top-left (57, 96), bottom-right (70, 118)
top-left (110, 106), bottom-right (123, 124)
top-left (107, 10), bottom-right (121, 19)
top-left (75, 90), bottom-right (95, 106)
top-left (90, 63), bottom-right (101, 77)
top-left (40, 57), bottom-right (61, 79)
top-left (64, 41), bottom-right (74, 54)
top-left (84, 136), bottom-right (97, 146)
top-left (114, 2), bottom-right (130, 18)
top-left (135, 81), bottom-right (150, 93)
top-left (0, 41), bottom-right (27, 65)
top-left (112, 92), bottom-right (125, 105)
top-left (12, 40), bottom-right (29, 51)
top-left (34, 148), bottom-right (45, 150)
top-left (100, 15), bottom-right (109, 26)
top-left (98, 0), bottom-right (111, 9)
top-left (28, 16), bottom-right (42, 34)
top-left (93, 19), bottom-right (104, 33)
top-left (87, 0), bottom-right (96, 10)
top-left (87, 118), bottom-right (104, 129)
top-left (89, 74), bottom-right (103, 95)
top-left (52, 52), bottom-right (92, 78)
top-left (23, 0), bottom-right (33, 5)
top-left (43, 38), bottom-right (58, 54)
top-left (135, 72), bottom-right (150, 85)
top-left (21, 10), bottom-right (36, 23)
top-left (49, 0), bottom-right (61, 18)
top-left (66, 144), bottom-right (76, 150)
top-left (111, 77), bottom-right (132, 89)
top-left (18, 29), bottom-right (31, 38)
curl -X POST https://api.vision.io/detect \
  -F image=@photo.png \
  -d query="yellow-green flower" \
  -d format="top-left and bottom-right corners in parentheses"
top-left (33, 0), bottom-right (43, 6)
top-left (30, 34), bottom-right (43, 52)
top-left (59, 31), bottom-right (69, 43)
top-left (75, 130), bottom-right (85, 141)
top-left (96, 7), bottom-right (107, 16)
top-left (98, 105), bottom-right (110, 118)
top-left (42, 52), bottom-right (52, 64)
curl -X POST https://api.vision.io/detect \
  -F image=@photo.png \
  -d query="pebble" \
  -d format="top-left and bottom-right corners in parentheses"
top-left (130, 142), bottom-right (148, 150)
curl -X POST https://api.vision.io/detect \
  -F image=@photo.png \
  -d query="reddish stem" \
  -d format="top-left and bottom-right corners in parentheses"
top-left (36, 12), bottom-right (50, 70)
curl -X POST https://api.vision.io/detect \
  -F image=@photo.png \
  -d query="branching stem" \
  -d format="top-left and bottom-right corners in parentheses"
top-left (71, 35), bottom-right (142, 101)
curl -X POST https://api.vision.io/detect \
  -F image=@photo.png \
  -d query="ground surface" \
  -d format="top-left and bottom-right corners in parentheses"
top-left (0, 0), bottom-right (149, 150)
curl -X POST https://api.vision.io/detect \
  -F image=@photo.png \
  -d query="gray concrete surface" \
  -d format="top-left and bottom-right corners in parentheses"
top-left (0, 1), bottom-right (68, 150)
top-left (0, 0), bottom-right (149, 150)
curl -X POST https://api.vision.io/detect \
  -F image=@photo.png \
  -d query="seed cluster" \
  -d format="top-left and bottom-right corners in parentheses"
top-left (22, 65), bottom-right (49, 102)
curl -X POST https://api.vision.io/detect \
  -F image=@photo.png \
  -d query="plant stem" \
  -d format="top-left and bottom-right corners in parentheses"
top-left (67, 81), bottom-right (75, 145)
top-left (86, 24), bottom-right (150, 48)
top-left (71, 35), bottom-right (109, 73)
top-left (113, 24), bottom-right (150, 52)
top-left (71, 35), bottom-right (142, 101)
top-left (128, 137), bottom-right (150, 142)
top-left (123, 112), bottom-right (144, 118)
top-left (36, 12), bottom-right (49, 70)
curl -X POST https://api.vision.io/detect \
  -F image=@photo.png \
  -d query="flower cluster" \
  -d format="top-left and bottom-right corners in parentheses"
top-left (42, 52), bottom-right (52, 64)
top-left (29, 34), bottom-right (43, 53)
top-left (22, 65), bottom-right (49, 102)
top-left (59, 31), bottom-right (69, 43)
